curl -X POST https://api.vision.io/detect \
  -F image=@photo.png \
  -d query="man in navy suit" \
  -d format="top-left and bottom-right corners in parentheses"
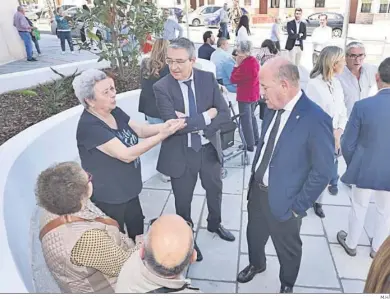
top-left (237, 57), bottom-right (334, 293)
top-left (337, 57), bottom-right (390, 259)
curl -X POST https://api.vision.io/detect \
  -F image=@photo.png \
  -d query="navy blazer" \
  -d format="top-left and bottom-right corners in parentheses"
top-left (285, 20), bottom-right (306, 51)
top-left (341, 88), bottom-right (390, 191)
top-left (250, 92), bottom-right (334, 221)
top-left (153, 68), bottom-right (230, 178)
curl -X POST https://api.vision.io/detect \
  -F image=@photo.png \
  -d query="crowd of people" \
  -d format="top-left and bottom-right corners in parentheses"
top-left (23, 1), bottom-right (390, 295)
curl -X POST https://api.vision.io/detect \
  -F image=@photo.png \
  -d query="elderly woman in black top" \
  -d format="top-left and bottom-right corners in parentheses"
top-left (74, 69), bottom-right (185, 241)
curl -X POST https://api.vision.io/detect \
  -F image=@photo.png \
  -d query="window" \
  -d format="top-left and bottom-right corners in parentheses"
top-left (315, 0), bottom-right (325, 7)
top-left (271, 0), bottom-right (280, 8)
top-left (361, 0), bottom-right (372, 12)
top-left (379, 3), bottom-right (388, 12)
top-left (285, 0), bottom-right (295, 8)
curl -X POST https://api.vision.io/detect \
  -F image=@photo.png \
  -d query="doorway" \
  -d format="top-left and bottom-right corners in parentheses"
top-left (259, 0), bottom-right (268, 14)
top-left (349, 0), bottom-right (358, 23)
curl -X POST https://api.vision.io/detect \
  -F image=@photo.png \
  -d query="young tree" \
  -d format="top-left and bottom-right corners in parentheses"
top-left (76, 0), bottom-right (164, 77)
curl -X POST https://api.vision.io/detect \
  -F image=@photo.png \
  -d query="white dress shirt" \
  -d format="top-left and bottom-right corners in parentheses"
top-left (305, 75), bottom-right (347, 130)
top-left (178, 72), bottom-right (211, 146)
top-left (311, 26), bottom-right (332, 52)
top-left (295, 21), bottom-right (301, 45)
top-left (236, 26), bottom-right (250, 45)
top-left (337, 64), bottom-right (378, 117)
top-left (255, 90), bottom-right (302, 186)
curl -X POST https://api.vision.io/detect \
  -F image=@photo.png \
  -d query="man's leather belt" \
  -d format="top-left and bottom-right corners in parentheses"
top-left (39, 214), bottom-right (119, 241)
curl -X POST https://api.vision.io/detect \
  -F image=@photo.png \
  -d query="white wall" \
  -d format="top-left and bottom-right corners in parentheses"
top-left (0, 0), bottom-right (26, 65)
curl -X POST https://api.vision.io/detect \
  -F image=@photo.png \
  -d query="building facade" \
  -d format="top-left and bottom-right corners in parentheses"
top-left (160, 0), bottom-right (390, 23)
top-left (0, 0), bottom-right (26, 65)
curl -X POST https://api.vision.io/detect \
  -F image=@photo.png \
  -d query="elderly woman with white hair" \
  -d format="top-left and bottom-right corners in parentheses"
top-left (305, 46), bottom-right (348, 218)
top-left (230, 40), bottom-right (260, 152)
top-left (74, 69), bottom-right (185, 241)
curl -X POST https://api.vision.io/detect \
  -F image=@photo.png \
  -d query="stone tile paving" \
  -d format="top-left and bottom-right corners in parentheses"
top-left (0, 35), bottom-right (97, 75)
top-left (30, 119), bottom-right (374, 293)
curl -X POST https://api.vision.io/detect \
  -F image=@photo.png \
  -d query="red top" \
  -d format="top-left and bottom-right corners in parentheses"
top-left (142, 33), bottom-right (153, 54)
top-left (230, 56), bottom-right (260, 103)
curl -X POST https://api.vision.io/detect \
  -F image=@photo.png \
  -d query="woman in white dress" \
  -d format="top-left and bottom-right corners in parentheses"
top-left (235, 15), bottom-right (250, 46)
top-left (305, 46), bottom-right (348, 219)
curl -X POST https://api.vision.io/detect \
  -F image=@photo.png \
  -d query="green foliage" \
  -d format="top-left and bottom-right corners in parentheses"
top-left (16, 90), bottom-right (38, 96)
top-left (74, 0), bottom-right (164, 78)
top-left (40, 69), bottom-right (80, 115)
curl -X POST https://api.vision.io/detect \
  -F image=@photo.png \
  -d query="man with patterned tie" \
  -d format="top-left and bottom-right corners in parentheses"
top-left (153, 38), bottom-right (235, 262)
top-left (237, 57), bottom-right (334, 293)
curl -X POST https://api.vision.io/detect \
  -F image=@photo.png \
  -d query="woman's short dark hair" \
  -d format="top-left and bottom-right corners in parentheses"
top-left (236, 15), bottom-right (250, 36)
top-left (261, 39), bottom-right (278, 55)
top-left (35, 162), bottom-right (89, 215)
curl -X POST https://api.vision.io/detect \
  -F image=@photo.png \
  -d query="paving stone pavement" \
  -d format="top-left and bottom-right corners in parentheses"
top-left (30, 118), bottom-right (373, 293)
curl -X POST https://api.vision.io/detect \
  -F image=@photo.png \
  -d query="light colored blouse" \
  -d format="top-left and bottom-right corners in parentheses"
top-left (236, 26), bottom-right (250, 45)
top-left (305, 74), bottom-right (348, 131)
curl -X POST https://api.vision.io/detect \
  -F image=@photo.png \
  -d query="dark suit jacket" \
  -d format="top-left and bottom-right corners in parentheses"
top-left (250, 92), bottom-right (334, 221)
top-left (341, 88), bottom-right (390, 191)
top-left (153, 68), bottom-right (230, 178)
top-left (138, 63), bottom-right (170, 118)
top-left (285, 20), bottom-right (306, 51)
top-left (198, 43), bottom-right (216, 61)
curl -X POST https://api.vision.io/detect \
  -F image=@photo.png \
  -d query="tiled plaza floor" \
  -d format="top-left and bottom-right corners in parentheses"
top-left (31, 123), bottom-right (373, 293)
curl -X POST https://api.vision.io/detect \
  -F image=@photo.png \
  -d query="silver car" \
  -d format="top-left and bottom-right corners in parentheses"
top-left (185, 5), bottom-right (222, 26)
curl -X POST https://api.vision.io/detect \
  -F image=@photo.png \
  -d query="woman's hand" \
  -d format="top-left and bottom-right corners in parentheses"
top-left (159, 119), bottom-right (186, 138)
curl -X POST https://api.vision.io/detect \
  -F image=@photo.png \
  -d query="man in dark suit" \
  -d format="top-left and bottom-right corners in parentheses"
top-left (237, 57), bottom-right (334, 293)
top-left (285, 8), bottom-right (306, 66)
top-left (198, 30), bottom-right (216, 61)
top-left (337, 57), bottom-right (390, 260)
top-left (153, 38), bottom-right (235, 262)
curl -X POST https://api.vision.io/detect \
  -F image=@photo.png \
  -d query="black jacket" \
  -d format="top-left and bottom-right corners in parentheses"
top-left (285, 20), bottom-right (306, 51)
top-left (138, 63), bottom-right (170, 118)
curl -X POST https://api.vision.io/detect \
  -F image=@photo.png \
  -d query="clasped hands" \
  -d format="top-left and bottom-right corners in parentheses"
top-left (159, 118), bottom-right (186, 137)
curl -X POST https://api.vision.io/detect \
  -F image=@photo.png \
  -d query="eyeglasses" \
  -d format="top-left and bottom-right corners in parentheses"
top-left (165, 58), bottom-right (190, 66)
top-left (347, 54), bottom-right (366, 60)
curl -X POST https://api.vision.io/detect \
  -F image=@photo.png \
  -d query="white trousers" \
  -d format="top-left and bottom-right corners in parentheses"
top-left (289, 46), bottom-right (302, 66)
top-left (345, 186), bottom-right (390, 252)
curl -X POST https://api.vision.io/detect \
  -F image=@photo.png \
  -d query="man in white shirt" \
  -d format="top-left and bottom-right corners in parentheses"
top-left (237, 57), bottom-right (334, 293)
top-left (337, 42), bottom-right (378, 117)
top-left (311, 14), bottom-right (332, 66)
top-left (218, 3), bottom-right (229, 39)
top-left (337, 57), bottom-right (390, 260)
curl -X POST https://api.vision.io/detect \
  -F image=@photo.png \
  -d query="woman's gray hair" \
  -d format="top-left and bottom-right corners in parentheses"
top-left (237, 40), bottom-right (253, 54)
top-left (72, 69), bottom-right (107, 108)
top-left (346, 41), bottom-right (365, 55)
top-left (169, 38), bottom-right (196, 59)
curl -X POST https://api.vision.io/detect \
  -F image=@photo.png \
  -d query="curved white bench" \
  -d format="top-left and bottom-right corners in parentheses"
top-left (0, 89), bottom-right (163, 293)
top-left (0, 61), bottom-right (217, 293)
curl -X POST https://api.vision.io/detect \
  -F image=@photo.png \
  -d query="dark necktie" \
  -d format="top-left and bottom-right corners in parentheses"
top-left (183, 80), bottom-right (202, 152)
top-left (254, 109), bottom-right (285, 184)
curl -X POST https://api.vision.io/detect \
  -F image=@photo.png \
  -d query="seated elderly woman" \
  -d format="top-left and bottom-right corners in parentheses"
top-left (230, 40), bottom-right (260, 152)
top-left (37, 162), bottom-right (140, 293)
top-left (73, 69), bottom-right (185, 242)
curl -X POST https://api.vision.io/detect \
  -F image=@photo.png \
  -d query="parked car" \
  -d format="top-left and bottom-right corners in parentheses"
top-left (205, 7), bottom-right (249, 27)
top-left (185, 5), bottom-right (222, 26)
top-left (282, 12), bottom-right (344, 37)
top-left (165, 7), bottom-right (184, 22)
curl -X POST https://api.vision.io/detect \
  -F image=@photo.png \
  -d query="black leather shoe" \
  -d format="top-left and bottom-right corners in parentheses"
top-left (280, 285), bottom-right (293, 293)
top-left (208, 225), bottom-right (235, 242)
top-left (328, 185), bottom-right (339, 196)
top-left (313, 203), bottom-right (325, 218)
top-left (237, 264), bottom-right (266, 283)
top-left (194, 242), bottom-right (203, 262)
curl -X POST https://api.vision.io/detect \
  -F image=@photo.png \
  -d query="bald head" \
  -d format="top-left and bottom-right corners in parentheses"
top-left (143, 215), bottom-right (195, 277)
top-left (260, 57), bottom-right (300, 110)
